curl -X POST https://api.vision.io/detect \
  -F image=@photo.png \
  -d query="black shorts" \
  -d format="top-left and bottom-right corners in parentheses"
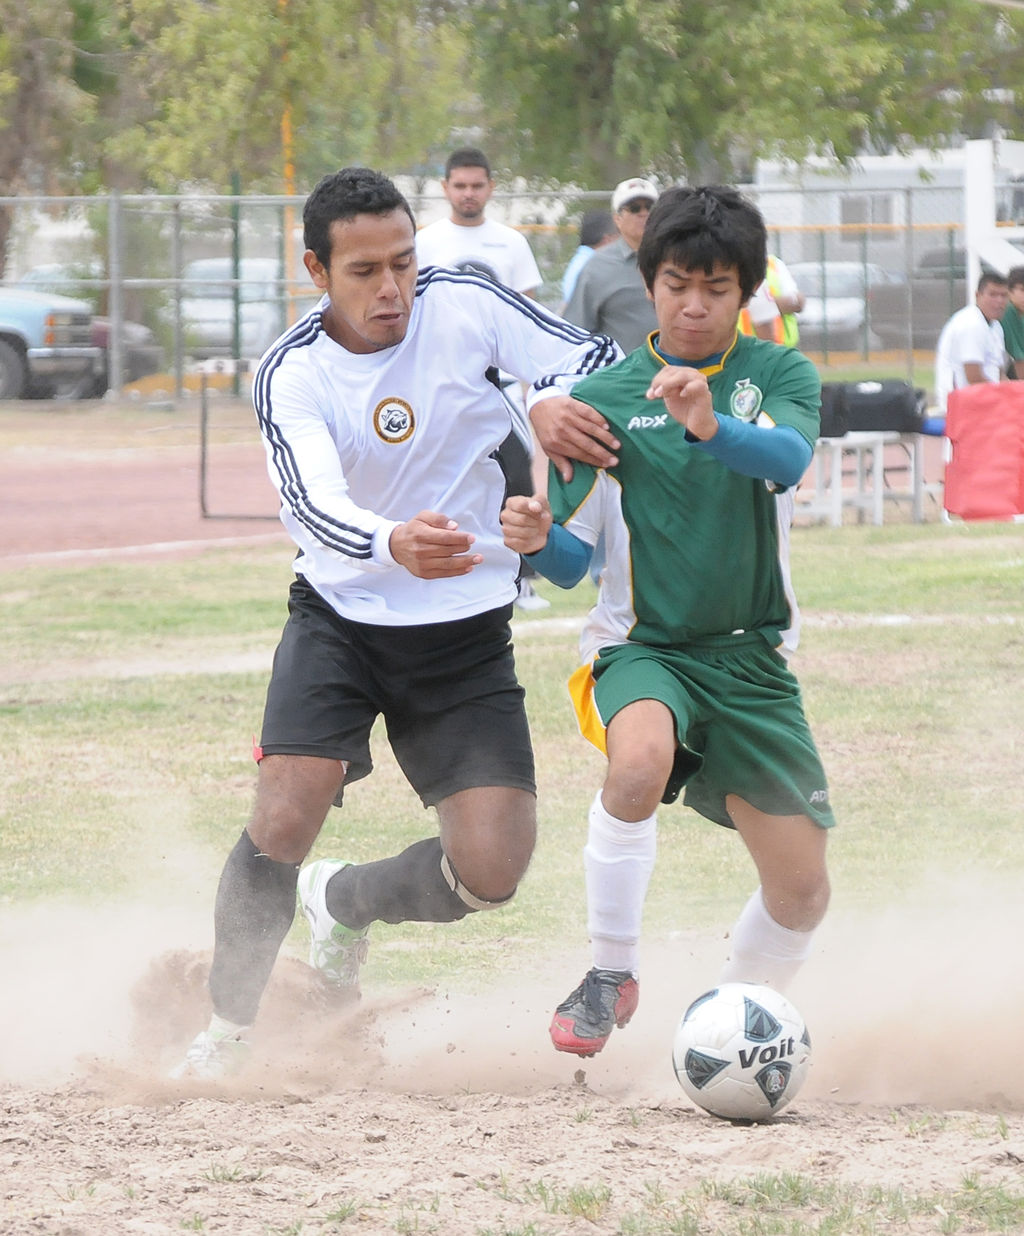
top-left (260, 577), bottom-right (536, 807)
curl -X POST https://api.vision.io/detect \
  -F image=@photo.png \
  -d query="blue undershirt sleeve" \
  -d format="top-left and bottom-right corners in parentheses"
top-left (523, 521), bottom-right (593, 588)
top-left (691, 417), bottom-right (812, 489)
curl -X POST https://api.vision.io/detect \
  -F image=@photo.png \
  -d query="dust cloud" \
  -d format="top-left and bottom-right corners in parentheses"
top-left (1, 871), bottom-right (1020, 1112)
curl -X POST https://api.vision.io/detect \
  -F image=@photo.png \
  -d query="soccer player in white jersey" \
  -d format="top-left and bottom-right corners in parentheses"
top-left (503, 185), bottom-right (834, 1059)
top-left (171, 167), bottom-right (621, 1080)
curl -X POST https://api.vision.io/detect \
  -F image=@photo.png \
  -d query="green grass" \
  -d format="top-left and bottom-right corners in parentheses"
top-left (0, 548), bottom-right (294, 666)
top-left (2, 525), bottom-right (1023, 963)
top-left (467, 1169), bottom-right (1024, 1235)
top-left (789, 521), bottom-right (1024, 615)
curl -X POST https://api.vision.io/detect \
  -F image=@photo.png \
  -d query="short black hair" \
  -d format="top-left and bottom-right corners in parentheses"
top-left (977, 270), bottom-right (1009, 294)
top-left (445, 147), bottom-right (491, 179)
top-left (1009, 265), bottom-right (1024, 291)
top-left (637, 184), bottom-right (767, 302)
top-left (303, 167), bottom-right (415, 268)
top-left (579, 209), bottom-right (615, 248)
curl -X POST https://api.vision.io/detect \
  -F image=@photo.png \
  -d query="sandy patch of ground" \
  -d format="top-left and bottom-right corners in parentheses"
top-left (2, 886), bottom-right (1023, 1235)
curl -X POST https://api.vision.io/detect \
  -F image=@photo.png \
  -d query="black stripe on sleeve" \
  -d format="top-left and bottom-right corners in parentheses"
top-left (253, 317), bottom-right (376, 560)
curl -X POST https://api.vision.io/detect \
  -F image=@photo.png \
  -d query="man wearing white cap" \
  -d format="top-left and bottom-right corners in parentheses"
top-left (565, 177), bottom-right (660, 354)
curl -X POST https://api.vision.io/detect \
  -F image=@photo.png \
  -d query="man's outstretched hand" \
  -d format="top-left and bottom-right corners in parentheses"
top-left (531, 395), bottom-right (620, 482)
top-left (390, 510), bottom-right (483, 578)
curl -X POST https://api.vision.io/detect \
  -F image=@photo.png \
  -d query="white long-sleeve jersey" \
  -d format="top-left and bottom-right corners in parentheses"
top-left (253, 266), bottom-right (620, 625)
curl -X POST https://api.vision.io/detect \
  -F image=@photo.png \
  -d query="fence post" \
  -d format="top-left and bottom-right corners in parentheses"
top-left (231, 171), bottom-right (242, 398)
top-left (172, 200), bottom-right (184, 400)
top-left (199, 372), bottom-right (210, 516)
top-left (903, 187), bottom-right (915, 383)
top-left (107, 191), bottom-right (124, 397)
top-left (859, 227), bottom-right (869, 359)
top-left (817, 229), bottom-right (830, 362)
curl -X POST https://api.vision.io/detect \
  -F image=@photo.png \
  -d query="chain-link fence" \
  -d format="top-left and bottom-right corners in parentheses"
top-left (2, 178), bottom-right (1020, 397)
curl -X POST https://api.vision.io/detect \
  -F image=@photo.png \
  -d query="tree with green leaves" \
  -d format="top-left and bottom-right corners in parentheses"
top-left (2, 0), bottom-right (1023, 220)
top-left (466, 0), bottom-right (1024, 186)
top-left (0, 0), bottom-right (108, 267)
top-left (106, 0), bottom-right (472, 192)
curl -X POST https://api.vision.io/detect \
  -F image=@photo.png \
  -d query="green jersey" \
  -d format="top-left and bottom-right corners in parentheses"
top-left (1001, 303), bottom-right (1024, 364)
top-left (552, 333), bottom-right (820, 659)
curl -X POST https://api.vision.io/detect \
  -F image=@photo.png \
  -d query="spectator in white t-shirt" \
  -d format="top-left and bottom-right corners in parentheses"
top-left (416, 149), bottom-right (549, 608)
top-left (934, 272), bottom-right (1009, 412)
top-left (415, 148), bottom-right (542, 296)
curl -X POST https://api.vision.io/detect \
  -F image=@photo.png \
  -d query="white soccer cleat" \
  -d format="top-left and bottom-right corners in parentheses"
top-left (169, 1026), bottom-right (250, 1081)
top-left (298, 859), bottom-right (370, 992)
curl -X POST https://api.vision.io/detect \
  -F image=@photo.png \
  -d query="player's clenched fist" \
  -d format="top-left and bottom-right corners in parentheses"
top-left (501, 494), bottom-right (552, 556)
top-left (389, 510), bottom-right (484, 579)
top-left (646, 365), bottom-right (718, 441)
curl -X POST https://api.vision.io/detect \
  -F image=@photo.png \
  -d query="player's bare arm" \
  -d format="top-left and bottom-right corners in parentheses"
top-left (646, 365), bottom-right (718, 441)
top-left (389, 510), bottom-right (483, 578)
top-left (501, 495), bottom-right (552, 555)
top-left (530, 394), bottom-right (620, 482)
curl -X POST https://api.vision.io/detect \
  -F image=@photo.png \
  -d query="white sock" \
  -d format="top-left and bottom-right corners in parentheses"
top-left (718, 887), bottom-right (814, 992)
top-left (584, 790), bottom-right (657, 976)
top-left (208, 1012), bottom-right (249, 1040)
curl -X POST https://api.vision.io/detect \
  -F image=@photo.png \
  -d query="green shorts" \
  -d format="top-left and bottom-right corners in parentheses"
top-left (591, 634), bottom-right (835, 830)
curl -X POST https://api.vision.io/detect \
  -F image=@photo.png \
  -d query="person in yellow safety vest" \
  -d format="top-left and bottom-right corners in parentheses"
top-left (738, 255), bottom-right (805, 346)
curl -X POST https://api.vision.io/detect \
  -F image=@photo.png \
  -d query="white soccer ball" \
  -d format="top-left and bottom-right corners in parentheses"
top-left (672, 982), bottom-right (811, 1121)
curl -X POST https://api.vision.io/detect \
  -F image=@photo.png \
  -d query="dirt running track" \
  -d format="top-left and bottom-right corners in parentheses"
top-left (0, 397), bottom-right (949, 571)
top-left (1, 397), bottom-right (289, 569)
top-left (2, 397), bottom-right (1022, 1236)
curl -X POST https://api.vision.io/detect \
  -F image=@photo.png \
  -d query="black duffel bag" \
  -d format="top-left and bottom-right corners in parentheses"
top-left (818, 383), bottom-right (849, 437)
top-left (841, 380), bottom-right (927, 433)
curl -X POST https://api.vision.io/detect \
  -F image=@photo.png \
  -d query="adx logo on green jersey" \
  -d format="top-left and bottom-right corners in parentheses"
top-left (729, 379), bottom-right (764, 422)
top-left (626, 413), bottom-right (668, 431)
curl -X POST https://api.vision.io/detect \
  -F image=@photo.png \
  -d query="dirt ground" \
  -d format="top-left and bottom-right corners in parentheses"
top-left (1, 398), bottom-right (1021, 1236)
top-left (0, 396), bottom-right (287, 569)
top-left (3, 908), bottom-right (1024, 1236)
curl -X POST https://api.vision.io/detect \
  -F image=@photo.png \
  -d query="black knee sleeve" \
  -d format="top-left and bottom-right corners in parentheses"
top-left (326, 837), bottom-right (470, 929)
top-left (325, 837), bottom-right (518, 929)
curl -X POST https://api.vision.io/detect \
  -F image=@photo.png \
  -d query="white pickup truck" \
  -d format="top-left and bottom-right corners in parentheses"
top-left (0, 287), bottom-right (104, 398)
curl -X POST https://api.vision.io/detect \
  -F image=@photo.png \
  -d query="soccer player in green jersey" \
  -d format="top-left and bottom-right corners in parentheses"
top-left (1002, 266), bottom-right (1024, 380)
top-left (504, 184), bottom-right (834, 1058)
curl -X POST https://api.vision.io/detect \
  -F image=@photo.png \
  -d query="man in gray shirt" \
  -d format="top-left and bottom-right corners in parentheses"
top-left (564, 177), bottom-right (659, 353)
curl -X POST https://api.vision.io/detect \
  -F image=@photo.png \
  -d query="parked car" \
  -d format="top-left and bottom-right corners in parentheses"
top-left (174, 257), bottom-right (289, 360)
top-left (788, 261), bottom-right (905, 350)
top-left (16, 264), bottom-right (166, 394)
top-left (0, 286), bottom-right (104, 399)
top-left (85, 318), bottom-right (166, 396)
top-left (862, 246), bottom-right (1020, 349)
top-left (864, 248), bottom-right (972, 349)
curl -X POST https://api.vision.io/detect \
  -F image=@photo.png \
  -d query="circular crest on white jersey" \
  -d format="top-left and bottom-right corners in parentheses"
top-left (373, 397), bottom-right (415, 443)
top-left (729, 378), bottom-right (764, 422)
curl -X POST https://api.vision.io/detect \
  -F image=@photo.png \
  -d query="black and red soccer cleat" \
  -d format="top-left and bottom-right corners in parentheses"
top-left (549, 967), bottom-right (639, 1057)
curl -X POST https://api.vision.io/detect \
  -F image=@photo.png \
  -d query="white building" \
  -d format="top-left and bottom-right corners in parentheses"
top-left (752, 144), bottom-right (1024, 270)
